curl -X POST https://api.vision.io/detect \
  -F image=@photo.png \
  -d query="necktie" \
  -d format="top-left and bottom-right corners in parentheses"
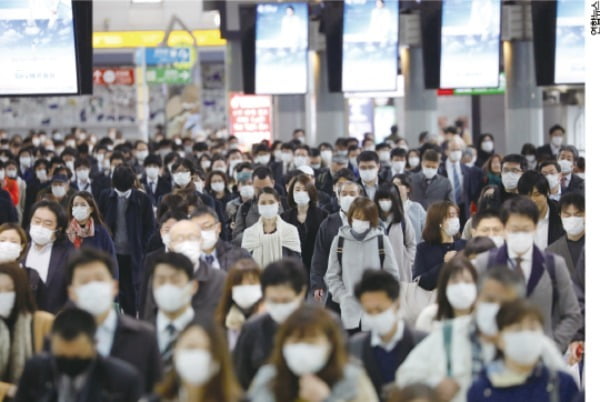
top-left (161, 323), bottom-right (177, 363)
top-left (205, 254), bottom-right (215, 266)
top-left (561, 176), bottom-right (567, 191)
top-left (452, 164), bottom-right (462, 204)
top-left (149, 181), bottom-right (155, 194)
top-left (514, 257), bottom-right (525, 282)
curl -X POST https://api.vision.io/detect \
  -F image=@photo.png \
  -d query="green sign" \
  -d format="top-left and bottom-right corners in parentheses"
top-left (146, 67), bottom-right (192, 85)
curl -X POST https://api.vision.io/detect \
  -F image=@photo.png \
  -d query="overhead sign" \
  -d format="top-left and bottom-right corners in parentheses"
top-left (93, 68), bottom-right (135, 86)
top-left (93, 30), bottom-right (226, 49)
top-left (146, 67), bottom-right (192, 85)
top-left (228, 93), bottom-right (272, 150)
top-left (145, 47), bottom-right (191, 66)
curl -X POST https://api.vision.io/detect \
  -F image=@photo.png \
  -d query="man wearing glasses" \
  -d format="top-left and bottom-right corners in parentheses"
top-left (499, 154), bottom-right (527, 203)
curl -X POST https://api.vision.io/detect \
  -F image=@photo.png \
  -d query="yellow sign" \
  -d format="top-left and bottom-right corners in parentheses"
top-left (93, 30), bottom-right (226, 49)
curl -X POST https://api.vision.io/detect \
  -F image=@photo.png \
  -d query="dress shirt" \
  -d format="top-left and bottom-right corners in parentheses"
top-left (534, 208), bottom-right (550, 250)
top-left (58, 369), bottom-right (90, 402)
top-left (445, 160), bottom-right (463, 193)
top-left (507, 244), bottom-right (534, 282)
top-left (200, 249), bottom-right (220, 270)
top-left (156, 307), bottom-right (195, 352)
top-left (370, 321), bottom-right (405, 352)
top-left (339, 211), bottom-right (349, 226)
top-left (96, 309), bottom-right (118, 357)
top-left (77, 180), bottom-right (91, 192)
top-left (363, 181), bottom-right (378, 201)
top-left (25, 242), bottom-right (54, 282)
top-left (563, 173), bottom-right (572, 189)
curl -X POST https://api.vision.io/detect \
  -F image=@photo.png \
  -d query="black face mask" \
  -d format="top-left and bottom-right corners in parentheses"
top-left (55, 356), bottom-right (93, 377)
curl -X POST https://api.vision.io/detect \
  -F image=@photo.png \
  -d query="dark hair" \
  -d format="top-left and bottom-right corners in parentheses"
top-left (74, 158), bottom-right (90, 170)
top-left (172, 158), bottom-right (195, 174)
top-left (252, 165), bottom-right (274, 181)
top-left (538, 160), bottom-right (560, 173)
top-left (476, 185), bottom-right (502, 211)
top-left (374, 182), bottom-right (406, 232)
top-left (260, 258), bottom-right (307, 295)
top-left (257, 186), bottom-right (280, 203)
top-left (444, 126), bottom-right (457, 135)
top-left (435, 257), bottom-right (477, 321)
top-left (67, 191), bottom-right (108, 229)
top-left (51, 307), bottom-right (97, 342)
top-left (112, 164), bottom-right (135, 191)
top-left (347, 197), bottom-right (379, 229)
top-left (463, 236), bottom-right (496, 259)
top-left (521, 143), bottom-right (537, 157)
top-left (0, 263), bottom-right (36, 320)
top-left (391, 148), bottom-right (407, 159)
top-left (190, 205), bottom-right (220, 223)
top-left (332, 168), bottom-right (355, 185)
top-left (549, 124), bottom-right (565, 136)
top-left (501, 154), bottom-right (527, 172)
top-left (29, 200), bottom-right (68, 238)
top-left (354, 269), bottom-right (400, 301)
top-left (517, 170), bottom-right (550, 197)
top-left (471, 210), bottom-right (502, 230)
top-left (215, 258), bottom-right (262, 326)
top-left (559, 192), bottom-right (585, 213)
top-left (422, 149), bottom-right (440, 163)
top-left (207, 170), bottom-right (230, 196)
top-left (287, 174), bottom-right (318, 208)
top-left (375, 143), bottom-right (390, 151)
top-left (151, 252), bottom-right (194, 280)
top-left (559, 145), bottom-right (579, 160)
top-left (144, 154), bottom-right (162, 167)
top-left (357, 150), bottom-right (379, 165)
top-left (499, 195), bottom-right (539, 225)
top-left (66, 247), bottom-right (115, 285)
top-left (496, 299), bottom-right (544, 331)
top-left (422, 201), bottom-right (459, 244)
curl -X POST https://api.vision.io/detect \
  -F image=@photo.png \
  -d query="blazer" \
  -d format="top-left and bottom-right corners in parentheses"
top-left (564, 173), bottom-right (585, 195)
top-left (536, 143), bottom-right (559, 161)
top-left (409, 172), bottom-right (453, 210)
top-left (110, 315), bottom-right (162, 393)
top-left (0, 192), bottom-right (18, 225)
top-left (439, 163), bottom-right (483, 223)
top-left (413, 240), bottom-right (467, 291)
top-left (80, 224), bottom-right (117, 266)
top-left (309, 212), bottom-right (344, 292)
top-left (281, 205), bottom-right (328, 275)
top-left (23, 179), bottom-right (48, 227)
top-left (572, 247), bottom-right (584, 342)
top-left (14, 354), bottom-right (143, 402)
top-left (546, 200), bottom-right (565, 247)
top-left (71, 176), bottom-right (111, 202)
top-left (141, 175), bottom-right (171, 206)
top-left (547, 235), bottom-right (582, 276)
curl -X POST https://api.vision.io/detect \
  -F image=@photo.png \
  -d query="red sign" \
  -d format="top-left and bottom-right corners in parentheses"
top-left (93, 68), bottom-right (135, 86)
top-left (228, 93), bottom-right (272, 151)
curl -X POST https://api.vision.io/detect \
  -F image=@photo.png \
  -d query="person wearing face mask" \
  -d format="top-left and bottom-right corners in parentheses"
top-left (17, 149), bottom-right (34, 182)
top-left (356, 151), bottom-right (383, 201)
top-left (0, 165), bottom-right (18, 225)
top-left (521, 143), bottom-right (538, 171)
top-left (392, 174), bottom-right (426, 243)
top-left (67, 248), bottom-right (161, 393)
top-left (0, 160), bottom-right (19, 209)
top-left (410, 150), bottom-right (453, 210)
top-left (547, 193), bottom-right (585, 277)
top-left (248, 304), bottom-right (378, 401)
top-left (315, 153), bottom-right (351, 197)
top-left (226, 166), bottom-right (255, 223)
top-left (499, 154), bottom-right (526, 203)
top-left (36, 173), bottom-right (74, 211)
top-left (0, 263), bottom-right (54, 400)
top-left (242, 188), bottom-right (301, 267)
top-left (413, 201), bottom-right (466, 292)
top-left (536, 124), bottom-right (566, 161)
top-left (469, 210), bottom-right (506, 248)
top-left (539, 160), bottom-right (563, 202)
top-left (98, 165), bottom-right (155, 316)
top-left (376, 143), bottom-right (392, 170)
top-left (23, 159), bottom-right (50, 227)
top-left (325, 197), bottom-right (399, 332)
top-left (350, 270), bottom-right (426, 401)
top-left (415, 257), bottom-right (479, 333)
top-left (206, 171), bottom-right (234, 239)
top-left (215, 258), bottom-right (264, 350)
top-left (475, 134), bottom-right (495, 168)
top-left (389, 148), bottom-right (408, 178)
top-left (406, 149), bottom-right (422, 173)
top-left (141, 154), bottom-right (171, 207)
top-left (131, 140), bottom-right (149, 176)
top-left (558, 146), bottom-right (584, 196)
top-left (467, 300), bottom-right (578, 402)
top-left (472, 197), bottom-right (582, 353)
top-left (234, 258), bottom-right (307, 389)
top-left (153, 322), bottom-right (243, 402)
top-left (292, 145), bottom-right (311, 171)
top-left (397, 267), bottom-right (568, 402)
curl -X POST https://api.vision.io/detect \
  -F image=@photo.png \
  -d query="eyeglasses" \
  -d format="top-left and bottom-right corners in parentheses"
top-left (501, 168), bottom-right (522, 174)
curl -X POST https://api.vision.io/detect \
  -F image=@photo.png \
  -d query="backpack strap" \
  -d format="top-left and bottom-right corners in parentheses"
top-left (240, 200), bottom-right (252, 228)
top-left (544, 252), bottom-right (558, 314)
top-left (337, 236), bottom-right (345, 270)
top-left (378, 234), bottom-right (385, 269)
top-left (442, 321), bottom-right (453, 377)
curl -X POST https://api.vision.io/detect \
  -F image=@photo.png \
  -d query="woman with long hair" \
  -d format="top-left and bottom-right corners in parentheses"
top-left (483, 153), bottom-right (503, 187)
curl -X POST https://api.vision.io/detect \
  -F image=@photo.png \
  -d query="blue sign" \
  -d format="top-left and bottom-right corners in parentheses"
top-left (144, 47), bottom-right (191, 65)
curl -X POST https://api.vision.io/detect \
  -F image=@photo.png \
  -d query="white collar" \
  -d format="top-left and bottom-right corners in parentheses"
top-left (370, 320), bottom-right (404, 352)
top-left (99, 309), bottom-right (118, 334)
top-left (32, 241), bottom-right (54, 253)
top-left (508, 243), bottom-right (534, 263)
top-left (157, 307), bottom-right (194, 333)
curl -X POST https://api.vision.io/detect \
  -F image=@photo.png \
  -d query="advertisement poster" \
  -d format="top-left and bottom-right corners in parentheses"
top-left (0, 0), bottom-right (78, 95)
top-left (347, 97), bottom-right (374, 140)
top-left (342, 0), bottom-right (399, 92)
top-left (255, 3), bottom-right (308, 94)
top-left (229, 93), bottom-right (272, 151)
top-left (555, 0), bottom-right (584, 84)
top-left (439, 0), bottom-right (501, 89)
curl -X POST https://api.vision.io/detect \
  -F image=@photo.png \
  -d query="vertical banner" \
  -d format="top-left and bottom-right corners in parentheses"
top-left (228, 93), bottom-right (273, 151)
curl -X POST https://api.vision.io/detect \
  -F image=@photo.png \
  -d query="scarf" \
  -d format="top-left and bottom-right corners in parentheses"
top-left (0, 313), bottom-right (33, 382)
top-left (241, 216), bottom-right (301, 268)
top-left (66, 218), bottom-right (95, 248)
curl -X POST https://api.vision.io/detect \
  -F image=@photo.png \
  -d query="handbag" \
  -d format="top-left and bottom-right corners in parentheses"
top-left (399, 279), bottom-right (437, 326)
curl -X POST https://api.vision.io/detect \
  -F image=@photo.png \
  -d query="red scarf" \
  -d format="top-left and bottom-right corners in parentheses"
top-left (66, 218), bottom-right (95, 248)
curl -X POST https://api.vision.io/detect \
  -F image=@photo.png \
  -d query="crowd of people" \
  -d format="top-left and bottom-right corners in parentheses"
top-left (0, 124), bottom-right (585, 401)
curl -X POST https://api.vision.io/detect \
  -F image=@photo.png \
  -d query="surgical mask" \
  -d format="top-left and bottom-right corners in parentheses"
top-left (255, 155), bottom-right (270, 165)
top-left (443, 217), bottom-right (460, 237)
top-left (359, 168), bottom-right (378, 183)
top-left (36, 170), bottom-right (48, 182)
top-left (283, 342), bottom-right (331, 376)
top-left (545, 174), bottom-right (560, 190)
top-left (6, 169), bottom-right (17, 179)
top-left (74, 281), bottom-right (113, 316)
top-left (321, 150), bottom-right (333, 163)
top-left (136, 150), bottom-right (148, 161)
top-left (201, 160), bottom-right (211, 170)
top-left (0, 292), bottom-right (16, 318)
top-left (281, 153), bottom-right (293, 163)
top-left (558, 159), bottom-right (573, 174)
top-left (391, 160), bottom-right (405, 172)
top-left (340, 195), bottom-right (356, 213)
top-left (445, 283), bottom-right (477, 310)
top-left (265, 299), bottom-right (300, 323)
top-left (378, 200), bottom-right (392, 212)
top-left (365, 145), bottom-right (375, 152)
top-left (490, 235), bottom-right (505, 248)
top-left (378, 151), bottom-right (391, 163)
top-left (449, 150), bottom-right (462, 162)
top-left (502, 330), bottom-right (544, 365)
top-left (211, 182), bottom-right (225, 193)
top-left (173, 172), bottom-right (191, 187)
top-left (0, 241), bottom-right (21, 263)
top-left (551, 136), bottom-right (564, 147)
top-left (161, 233), bottom-right (171, 248)
top-left (501, 172), bottom-right (521, 190)
top-left (201, 230), bottom-right (218, 250)
top-left (153, 283), bottom-right (192, 313)
top-left (506, 232), bottom-right (534, 255)
top-left (52, 185), bottom-right (66, 198)
top-left (55, 357), bottom-right (93, 378)
top-left (72, 206), bottom-right (90, 221)
top-left (293, 191), bottom-right (310, 206)
top-left (274, 150), bottom-right (283, 162)
top-left (562, 216), bottom-right (584, 236)
top-left (258, 204), bottom-right (279, 219)
top-left (194, 181), bottom-right (204, 193)
top-left (65, 161), bottom-right (75, 172)
top-left (311, 163), bottom-right (321, 170)
top-left (475, 302), bottom-right (500, 336)
top-left (173, 241), bottom-right (202, 265)
top-left (75, 169), bottom-right (89, 182)
top-left (422, 167), bottom-right (437, 179)
top-left (408, 156), bottom-right (420, 167)
top-left (175, 350), bottom-right (219, 386)
top-left (19, 157), bottom-right (31, 168)
top-left (232, 284), bottom-right (262, 309)
top-left (213, 166), bottom-right (227, 174)
top-left (29, 224), bottom-right (54, 246)
top-left (525, 155), bottom-right (536, 163)
top-left (361, 306), bottom-right (399, 336)
top-left (145, 167), bottom-right (159, 180)
top-left (293, 156), bottom-right (309, 168)
top-left (240, 185), bottom-right (255, 199)
top-left (351, 219), bottom-right (370, 233)
top-left (481, 140), bottom-right (494, 153)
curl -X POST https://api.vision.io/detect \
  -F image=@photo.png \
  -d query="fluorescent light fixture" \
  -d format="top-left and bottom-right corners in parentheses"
top-left (131, 0), bottom-right (163, 4)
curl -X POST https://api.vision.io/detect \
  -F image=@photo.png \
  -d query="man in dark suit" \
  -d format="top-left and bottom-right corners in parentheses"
top-left (72, 158), bottom-right (110, 201)
top-left (140, 154), bottom-right (171, 207)
top-left (14, 308), bottom-right (143, 402)
top-left (67, 247), bottom-right (162, 393)
top-left (357, 150), bottom-right (383, 201)
top-left (558, 146), bottom-right (585, 195)
top-left (316, 153), bottom-right (352, 196)
top-left (499, 154), bottom-right (527, 203)
top-left (409, 149), bottom-right (453, 210)
top-left (536, 124), bottom-right (566, 161)
top-left (547, 192), bottom-right (585, 276)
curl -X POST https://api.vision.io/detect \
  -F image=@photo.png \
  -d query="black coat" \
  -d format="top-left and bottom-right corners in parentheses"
top-left (413, 240), bottom-right (467, 291)
top-left (141, 175), bottom-right (172, 206)
top-left (0, 189), bottom-right (17, 225)
top-left (310, 212), bottom-right (344, 292)
top-left (439, 163), bottom-right (484, 224)
top-left (14, 354), bottom-right (143, 402)
top-left (564, 174), bottom-right (585, 195)
top-left (71, 176), bottom-right (111, 202)
top-left (547, 200), bottom-right (565, 246)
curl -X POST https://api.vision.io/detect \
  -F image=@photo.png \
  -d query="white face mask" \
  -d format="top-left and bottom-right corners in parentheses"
top-left (240, 185), bottom-right (255, 199)
top-left (558, 159), bottom-right (573, 174)
top-left (391, 160), bottom-right (406, 172)
top-left (293, 191), bottom-right (310, 206)
top-left (161, 233), bottom-right (171, 249)
top-left (506, 232), bottom-right (534, 255)
top-left (72, 206), bottom-right (90, 221)
top-left (339, 195), bottom-right (356, 213)
top-left (422, 167), bottom-right (437, 179)
top-left (293, 156), bottom-right (309, 168)
top-left (52, 185), bottom-right (67, 198)
top-left (232, 284), bottom-right (262, 309)
top-left (551, 136), bottom-right (564, 147)
top-left (201, 230), bottom-right (218, 251)
top-left (475, 302), bottom-right (500, 336)
top-left (211, 182), bottom-right (225, 193)
top-left (0, 241), bottom-right (21, 263)
top-left (378, 151), bottom-right (391, 163)
top-left (194, 181), bottom-right (204, 193)
top-left (175, 349), bottom-right (219, 386)
top-left (145, 167), bottom-right (160, 180)
top-left (408, 156), bottom-right (420, 167)
top-left (443, 217), bottom-right (460, 237)
top-left (6, 169), bottom-right (17, 179)
top-left (349, 157), bottom-right (358, 167)
top-left (136, 150), bottom-right (149, 161)
top-left (445, 283), bottom-right (477, 310)
top-left (0, 292), bottom-right (16, 318)
top-left (545, 174), bottom-right (560, 190)
top-left (481, 140), bottom-right (494, 153)
top-left (280, 153), bottom-right (293, 163)
top-left (173, 241), bottom-right (202, 265)
top-left (321, 150), bottom-right (333, 163)
top-left (283, 342), bottom-right (331, 376)
top-left (201, 160), bottom-right (212, 170)
top-left (255, 155), bottom-right (270, 165)
top-left (562, 216), bottom-right (584, 236)
top-left (378, 200), bottom-right (392, 212)
top-left (449, 150), bottom-right (462, 162)
top-left (36, 170), bottom-right (48, 182)
top-left (153, 283), bottom-right (192, 313)
top-left (490, 235), bottom-right (505, 248)
top-left (359, 168), bottom-right (378, 183)
top-left (362, 306), bottom-right (400, 336)
top-left (265, 299), bottom-right (300, 323)
top-left (352, 219), bottom-right (371, 234)
top-left (258, 204), bottom-right (279, 219)
top-left (525, 154), bottom-right (536, 163)
top-left (20, 157), bottom-right (31, 168)
top-left (76, 169), bottom-right (89, 182)
top-left (74, 281), bottom-right (113, 316)
top-left (273, 150), bottom-right (283, 162)
top-left (29, 224), bottom-right (54, 246)
top-left (502, 330), bottom-right (544, 365)
top-left (173, 172), bottom-right (191, 187)
top-left (501, 172), bottom-right (521, 190)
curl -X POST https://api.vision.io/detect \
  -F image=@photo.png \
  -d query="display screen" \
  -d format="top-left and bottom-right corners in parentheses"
top-left (0, 0), bottom-right (79, 95)
top-left (342, 0), bottom-right (399, 92)
top-left (439, 0), bottom-right (501, 89)
top-left (554, 0), bottom-right (584, 84)
top-left (255, 3), bottom-right (308, 94)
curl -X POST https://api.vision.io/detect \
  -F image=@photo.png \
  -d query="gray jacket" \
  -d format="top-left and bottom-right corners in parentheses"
top-left (409, 172), bottom-right (453, 210)
top-left (547, 235), bottom-right (581, 277)
top-left (404, 200), bottom-right (426, 243)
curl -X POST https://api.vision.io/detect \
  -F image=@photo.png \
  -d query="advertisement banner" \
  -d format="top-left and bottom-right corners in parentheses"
top-left (93, 68), bottom-right (135, 86)
top-left (228, 93), bottom-right (272, 151)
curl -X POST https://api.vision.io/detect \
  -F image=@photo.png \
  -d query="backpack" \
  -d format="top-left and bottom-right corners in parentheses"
top-left (239, 200), bottom-right (253, 229)
top-left (337, 234), bottom-right (385, 270)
